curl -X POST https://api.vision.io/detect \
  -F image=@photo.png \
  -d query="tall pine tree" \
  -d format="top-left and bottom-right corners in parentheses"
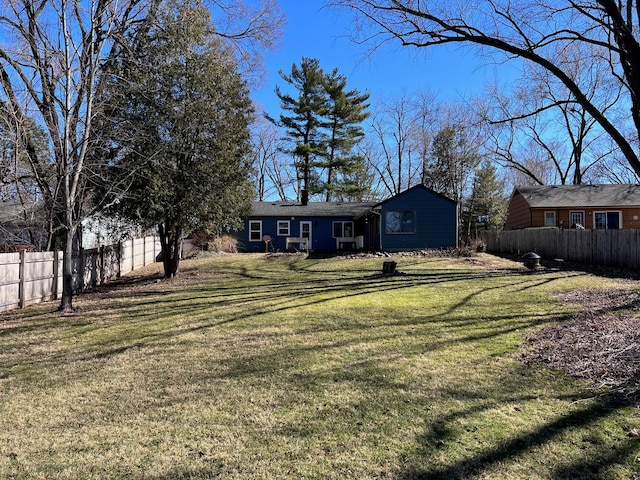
top-left (271, 57), bottom-right (328, 200)
top-left (270, 57), bottom-right (370, 201)
top-left (321, 69), bottom-right (370, 201)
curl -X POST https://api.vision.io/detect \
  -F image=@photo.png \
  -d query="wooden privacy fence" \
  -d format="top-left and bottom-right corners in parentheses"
top-left (0, 236), bottom-right (159, 313)
top-left (481, 229), bottom-right (640, 269)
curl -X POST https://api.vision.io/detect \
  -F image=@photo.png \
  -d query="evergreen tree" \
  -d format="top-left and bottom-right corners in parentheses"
top-left (271, 57), bottom-right (328, 199)
top-left (321, 69), bottom-right (371, 201)
top-left (270, 57), bottom-right (370, 201)
top-left (0, 102), bottom-right (51, 248)
top-left (424, 124), bottom-right (481, 203)
top-left (464, 162), bottom-right (507, 239)
top-left (101, 0), bottom-right (254, 277)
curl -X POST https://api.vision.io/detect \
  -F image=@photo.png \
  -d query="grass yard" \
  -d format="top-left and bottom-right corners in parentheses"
top-left (0, 253), bottom-right (638, 479)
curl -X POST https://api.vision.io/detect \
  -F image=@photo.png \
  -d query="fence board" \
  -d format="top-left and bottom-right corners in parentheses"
top-left (22, 252), bottom-right (58, 307)
top-left (0, 236), bottom-right (159, 313)
top-left (482, 229), bottom-right (640, 270)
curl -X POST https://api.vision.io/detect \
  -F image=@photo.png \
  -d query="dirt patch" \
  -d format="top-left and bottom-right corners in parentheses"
top-left (520, 288), bottom-right (640, 405)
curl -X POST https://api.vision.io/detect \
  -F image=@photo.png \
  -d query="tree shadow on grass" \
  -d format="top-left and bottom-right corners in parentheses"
top-left (1, 257), bottom-right (580, 387)
top-left (3, 257), bottom-right (637, 478)
top-left (399, 397), bottom-right (637, 480)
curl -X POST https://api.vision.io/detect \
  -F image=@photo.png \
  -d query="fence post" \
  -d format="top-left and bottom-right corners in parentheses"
top-left (80, 247), bottom-right (85, 292)
top-left (100, 245), bottom-right (105, 285)
top-left (117, 241), bottom-right (122, 279)
top-left (19, 250), bottom-right (26, 308)
top-left (53, 251), bottom-right (59, 300)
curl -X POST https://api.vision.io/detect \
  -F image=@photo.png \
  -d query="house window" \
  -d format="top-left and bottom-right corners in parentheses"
top-left (385, 211), bottom-right (415, 234)
top-left (277, 220), bottom-right (290, 236)
top-left (594, 211), bottom-right (621, 230)
top-left (544, 211), bottom-right (556, 227)
top-left (249, 220), bottom-right (262, 241)
top-left (569, 211), bottom-right (584, 228)
top-left (333, 221), bottom-right (354, 238)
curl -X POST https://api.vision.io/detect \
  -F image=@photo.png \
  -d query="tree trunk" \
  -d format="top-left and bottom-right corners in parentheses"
top-left (59, 227), bottom-right (75, 313)
top-left (159, 222), bottom-right (182, 278)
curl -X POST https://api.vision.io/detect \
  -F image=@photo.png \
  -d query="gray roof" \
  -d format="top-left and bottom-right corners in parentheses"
top-left (515, 184), bottom-right (640, 208)
top-left (251, 201), bottom-right (377, 217)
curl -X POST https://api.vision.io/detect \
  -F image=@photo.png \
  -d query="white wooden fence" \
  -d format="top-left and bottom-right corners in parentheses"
top-left (481, 229), bottom-right (640, 269)
top-left (0, 236), bottom-right (159, 313)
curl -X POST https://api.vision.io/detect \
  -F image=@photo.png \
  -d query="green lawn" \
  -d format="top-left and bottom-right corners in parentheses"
top-left (0, 253), bottom-right (638, 479)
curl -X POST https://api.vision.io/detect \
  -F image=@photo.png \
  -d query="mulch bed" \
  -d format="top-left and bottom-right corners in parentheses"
top-left (519, 288), bottom-right (640, 406)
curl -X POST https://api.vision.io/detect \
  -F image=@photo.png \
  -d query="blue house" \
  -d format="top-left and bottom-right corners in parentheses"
top-left (238, 185), bottom-right (458, 253)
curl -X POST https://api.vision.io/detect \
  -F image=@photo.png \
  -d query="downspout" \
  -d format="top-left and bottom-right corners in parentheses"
top-left (530, 207), bottom-right (533, 228)
top-left (456, 202), bottom-right (460, 248)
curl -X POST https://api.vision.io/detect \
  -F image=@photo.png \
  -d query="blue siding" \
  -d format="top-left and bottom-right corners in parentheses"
top-left (238, 215), bottom-right (361, 252)
top-left (238, 186), bottom-right (457, 252)
top-left (379, 186), bottom-right (458, 251)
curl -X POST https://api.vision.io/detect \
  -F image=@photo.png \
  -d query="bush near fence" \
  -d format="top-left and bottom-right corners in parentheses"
top-left (0, 236), bottom-right (159, 313)
top-left (481, 228), bottom-right (640, 269)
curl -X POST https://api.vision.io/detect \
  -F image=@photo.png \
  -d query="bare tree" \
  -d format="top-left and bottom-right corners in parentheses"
top-left (0, 0), bottom-right (283, 311)
top-left (367, 93), bottom-right (423, 195)
top-left (480, 41), bottom-right (623, 185)
top-left (329, 0), bottom-right (640, 177)
top-left (0, 0), bottom-right (156, 311)
top-left (251, 114), bottom-right (296, 200)
top-left (206, 0), bottom-right (284, 82)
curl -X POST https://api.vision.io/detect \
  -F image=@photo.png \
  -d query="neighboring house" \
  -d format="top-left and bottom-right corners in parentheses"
top-left (238, 185), bottom-right (459, 252)
top-left (80, 216), bottom-right (140, 250)
top-left (0, 199), bottom-right (142, 252)
top-left (504, 184), bottom-right (640, 230)
top-left (0, 199), bottom-right (45, 250)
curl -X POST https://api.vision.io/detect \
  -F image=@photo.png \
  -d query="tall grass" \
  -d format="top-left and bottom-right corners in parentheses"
top-left (0, 253), bottom-right (638, 479)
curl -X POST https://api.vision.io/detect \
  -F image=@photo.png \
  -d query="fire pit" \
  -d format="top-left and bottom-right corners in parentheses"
top-left (522, 252), bottom-right (541, 270)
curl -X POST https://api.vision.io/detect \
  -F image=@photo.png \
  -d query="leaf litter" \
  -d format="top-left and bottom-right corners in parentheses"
top-left (520, 288), bottom-right (640, 405)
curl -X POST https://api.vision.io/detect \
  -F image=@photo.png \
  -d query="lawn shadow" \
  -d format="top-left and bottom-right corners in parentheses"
top-left (399, 397), bottom-right (636, 480)
top-left (3, 255), bottom-right (638, 478)
top-left (2, 254), bottom-right (582, 385)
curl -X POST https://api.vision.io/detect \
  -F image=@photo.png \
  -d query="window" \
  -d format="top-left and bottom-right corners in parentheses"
top-left (594, 211), bottom-right (621, 230)
top-left (385, 211), bottom-right (415, 234)
top-left (277, 220), bottom-right (290, 236)
top-left (544, 211), bottom-right (556, 227)
top-left (249, 221), bottom-right (262, 241)
top-left (569, 211), bottom-right (584, 228)
top-left (333, 221), bottom-right (354, 238)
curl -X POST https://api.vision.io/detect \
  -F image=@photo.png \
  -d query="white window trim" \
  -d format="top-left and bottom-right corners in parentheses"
top-left (277, 220), bottom-right (290, 237)
top-left (332, 221), bottom-right (354, 238)
top-left (569, 211), bottom-right (585, 227)
top-left (593, 211), bottom-right (623, 229)
top-left (249, 220), bottom-right (262, 241)
top-left (544, 211), bottom-right (556, 227)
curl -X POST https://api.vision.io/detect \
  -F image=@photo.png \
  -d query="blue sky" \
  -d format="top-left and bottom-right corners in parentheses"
top-left (250, 1), bottom-right (515, 117)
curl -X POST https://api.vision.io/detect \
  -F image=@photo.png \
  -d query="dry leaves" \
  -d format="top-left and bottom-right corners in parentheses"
top-left (521, 288), bottom-right (640, 405)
